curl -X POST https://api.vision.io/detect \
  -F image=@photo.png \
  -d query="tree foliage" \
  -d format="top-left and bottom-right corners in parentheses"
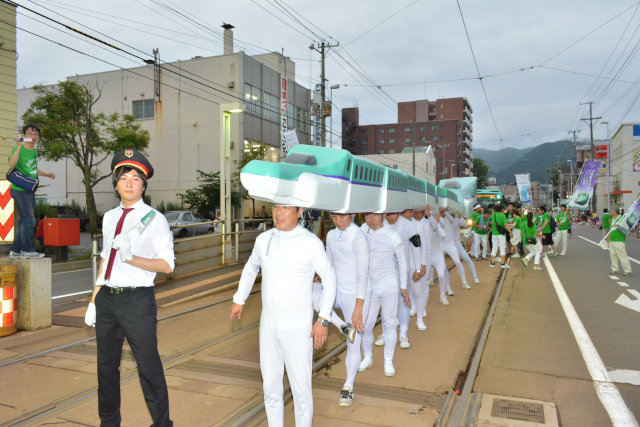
top-left (177, 170), bottom-right (242, 219)
top-left (473, 158), bottom-right (489, 189)
top-left (22, 81), bottom-right (150, 234)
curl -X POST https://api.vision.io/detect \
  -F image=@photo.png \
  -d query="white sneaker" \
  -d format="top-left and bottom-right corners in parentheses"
top-left (462, 282), bottom-right (471, 289)
top-left (423, 310), bottom-right (427, 317)
top-left (440, 294), bottom-right (449, 305)
top-left (522, 258), bottom-right (529, 268)
top-left (358, 358), bottom-right (373, 372)
top-left (474, 277), bottom-right (480, 284)
top-left (560, 252), bottom-right (566, 256)
top-left (416, 321), bottom-right (427, 331)
top-left (384, 360), bottom-right (395, 376)
top-left (533, 265), bottom-right (542, 271)
top-left (511, 253), bottom-right (520, 258)
top-left (338, 386), bottom-right (353, 406)
top-left (409, 308), bottom-right (416, 316)
top-left (374, 334), bottom-right (385, 346)
top-left (8, 251), bottom-right (20, 259)
top-left (501, 263), bottom-right (510, 269)
top-left (446, 289), bottom-right (455, 296)
top-left (21, 251), bottom-right (44, 259)
top-left (399, 336), bottom-right (410, 349)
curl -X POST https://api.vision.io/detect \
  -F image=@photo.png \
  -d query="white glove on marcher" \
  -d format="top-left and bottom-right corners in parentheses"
top-left (112, 234), bottom-right (133, 262)
top-left (84, 302), bottom-right (96, 327)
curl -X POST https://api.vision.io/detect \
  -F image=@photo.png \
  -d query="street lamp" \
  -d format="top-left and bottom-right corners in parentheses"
top-left (567, 160), bottom-right (573, 198)
top-left (329, 84), bottom-right (340, 148)
top-left (220, 102), bottom-right (244, 263)
top-left (602, 120), bottom-right (611, 210)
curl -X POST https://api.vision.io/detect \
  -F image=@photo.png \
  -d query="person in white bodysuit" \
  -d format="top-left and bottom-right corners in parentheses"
top-left (231, 205), bottom-right (336, 427)
top-left (311, 213), bottom-right (369, 407)
top-left (358, 212), bottom-right (409, 377)
top-left (445, 209), bottom-right (480, 285)
top-left (423, 205), bottom-right (451, 305)
top-left (440, 207), bottom-right (470, 291)
top-left (410, 209), bottom-right (428, 329)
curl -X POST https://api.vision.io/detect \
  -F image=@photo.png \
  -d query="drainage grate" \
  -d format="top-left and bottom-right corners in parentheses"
top-left (491, 398), bottom-right (545, 423)
top-left (313, 376), bottom-right (446, 409)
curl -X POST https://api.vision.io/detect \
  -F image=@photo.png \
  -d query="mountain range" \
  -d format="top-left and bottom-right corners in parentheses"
top-left (474, 140), bottom-right (586, 184)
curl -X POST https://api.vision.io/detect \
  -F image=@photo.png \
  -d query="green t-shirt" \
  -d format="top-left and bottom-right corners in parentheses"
top-left (541, 212), bottom-right (551, 234)
top-left (609, 216), bottom-right (626, 242)
top-left (602, 213), bottom-right (612, 230)
top-left (471, 211), bottom-right (486, 234)
top-left (533, 214), bottom-right (541, 226)
top-left (556, 212), bottom-right (571, 231)
top-left (522, 222), bottom-right (538, 245)
top-left (491, 212), bottom-right (507, 235)
top-left (8, 145), bottom-right (38, 192)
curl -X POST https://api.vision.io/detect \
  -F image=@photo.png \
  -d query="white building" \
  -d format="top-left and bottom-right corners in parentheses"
top-left (598, 123), bottom-right (640, 212)
top-left (18, 26), bottom-right (312, 219)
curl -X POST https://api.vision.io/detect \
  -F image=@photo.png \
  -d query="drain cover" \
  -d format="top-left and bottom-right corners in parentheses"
top-left (491, 398), bottom-right (545, 423)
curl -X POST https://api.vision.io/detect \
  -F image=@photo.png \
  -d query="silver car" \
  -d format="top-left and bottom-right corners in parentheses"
top-left (164, 211), bottom-right (215, 238)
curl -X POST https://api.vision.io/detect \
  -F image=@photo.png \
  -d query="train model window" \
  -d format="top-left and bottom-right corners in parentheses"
top-left (346, 159), bottom-right (351, 172)
top-left (283, 153), bottom-right (317, 165)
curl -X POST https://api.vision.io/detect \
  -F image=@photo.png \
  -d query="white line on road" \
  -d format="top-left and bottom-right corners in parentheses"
top-left (543, 256), bottom-right (639, 426)
top-left (53, 268), bottom-right (92, 275)
top-left (610, 275), bottom-right (620, 280)
top-left (52, 290), bottom-right (92, 300)
top-left (618, 282), bottom-right (629, 287)
top-left (615, 289), bottom-right (640, 314)
top-left (579, 236), bottom-right (640, 265)
top-left (609, 369), bottom-right (640, 386)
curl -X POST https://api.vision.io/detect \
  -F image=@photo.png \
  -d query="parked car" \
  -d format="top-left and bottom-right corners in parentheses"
top-left (164, 211), bottom-right (215, 238)
top-left (50, 206), bottom-right (94, 232)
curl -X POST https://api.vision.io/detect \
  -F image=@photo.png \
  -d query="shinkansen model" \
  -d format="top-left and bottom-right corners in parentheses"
top-left (240, 145), bottom-right (466, 214)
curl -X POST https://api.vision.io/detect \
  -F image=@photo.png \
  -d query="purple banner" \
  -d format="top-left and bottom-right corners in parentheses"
top-left (567, 160), bottom-right (600, 210)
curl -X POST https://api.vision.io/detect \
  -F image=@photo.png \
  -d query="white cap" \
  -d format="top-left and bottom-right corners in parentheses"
top-left (473, 204), bottom-right (481, 210)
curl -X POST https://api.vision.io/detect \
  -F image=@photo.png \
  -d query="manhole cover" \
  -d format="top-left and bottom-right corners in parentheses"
top-left (491, 398), bottom-right (545, 423)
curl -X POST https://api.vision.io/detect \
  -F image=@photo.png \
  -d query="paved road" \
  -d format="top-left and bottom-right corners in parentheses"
top-left (52, 268), bottom-right (94, 299)
top-left (544, 223), bottom-right (640, 421)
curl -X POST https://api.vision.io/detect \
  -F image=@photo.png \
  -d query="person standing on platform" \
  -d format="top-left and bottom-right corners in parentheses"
top-left (8, 124), bottom-right (56, 259)
top-left (602, 208), bottom-right (612, 238)
top-left (423, 205), bottom-right (451, 305)
top-left (359, 212), bottom-right (408, 377)
top-left (556, 204), bottom-right (571, 256)
top-left (231, 204), bottom-right (336, 427)
top-left (521, 212), bottom-right (543, 270)
top-left (607, 207), bottom-right (633, 276)
top-left (446, 209), bottom-right (480, 285)
top-left (440, 207), bottom-right (471, 290)
top-left (538, 205), bottom-right (558, 257)
top-left (471, 204), bottom-right (489, 260)
top-left (84, 149), bottom-right (175, 427)
top-left (411, 208), bottom-right (429, 324)
top-left (311, 212), bottom-right (367, 407)
top-left (490, 204), bottom-right (511, 269)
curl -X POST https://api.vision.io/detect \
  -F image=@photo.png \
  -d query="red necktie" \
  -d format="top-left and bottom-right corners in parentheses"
top-left (104, 208), bottom-right (133, 281)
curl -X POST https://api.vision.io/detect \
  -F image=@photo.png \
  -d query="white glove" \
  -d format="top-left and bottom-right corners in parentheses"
top-left (84, 302), bottom-right (96, 327)
top-left (112, 234), bottom-right (133, 262)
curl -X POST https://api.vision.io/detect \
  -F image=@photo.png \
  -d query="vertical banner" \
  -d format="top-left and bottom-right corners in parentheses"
top-left (567, 160), bottom-right (600, 210)
top-left (615, 196), bottom-right (640, 235)
top-left (313, 84), bottom-right (322, 146)
top-left (0, 181), bottom-right (14, 242)
top-left (515, 174), bottom-right (532, 206)
top-left (280, 77), bottom-right (288, 157)
top-left (283, 129), bottom-right (299, 152)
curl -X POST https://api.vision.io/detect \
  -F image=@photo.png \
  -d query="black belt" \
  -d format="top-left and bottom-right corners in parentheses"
top-left (105, 286), bottom-right (147, 294)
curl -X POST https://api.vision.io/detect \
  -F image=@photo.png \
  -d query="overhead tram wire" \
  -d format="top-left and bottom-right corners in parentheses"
top-left (268, 0), bottom-right (332, 43)
top-left (455, 0), bottom-right (507, 164)
top-left (343, 0), bottom-right (422, 47)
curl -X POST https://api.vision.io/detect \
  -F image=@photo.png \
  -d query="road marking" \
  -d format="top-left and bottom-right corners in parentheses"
top-left (617, 282), bottom-right (629, 287)
top-left (615, 289), bottom-right (640, 314)
top-left (543, 256), bottom-right (638, 426)
top-left (52, 290), bottom-right (92, 300)
top-left (579, 236), bottom-right (640, 265)
top-left (609, 369), bottom-right (640, 386)
top-left (53, 268), bottom-right (93, 275)
top-left (610, 275), bottom-right (620, 280)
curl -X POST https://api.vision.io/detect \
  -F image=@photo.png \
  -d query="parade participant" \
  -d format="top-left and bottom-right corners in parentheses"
top-left (311, 212), bottom-right (367, 406)
top-left (446, 209), bottom-right (480, 285)
top-left (385, 210), bottom-right (424, 347)
top-left (359, 212), bottom-right (408, 377)
top-left (423, 205), bottom-right (451, 305)
top-left (84, 149), bottom-right (174, 426)
top-left (602, 208), bottom-right (612, 238)
top-left (411, 208), bottom-right (429, 325)
top-left (231, 204), bottom-right (337, 427)
top-left (471, 204), bottom-right (489, 260)
top-left (538, 205), bottom-right (558, 256)
top-left (607, 207), bottom-right (633, 276)
top-left (440, 207), bottom-right (471, 290)
top-left (510, 208), bottom-right (525, 258)
top-left (8, 124), bottom-right (56, 259)
top-left (521, 212), bottom-right (543, 270)
top-left (490, 204), bottom-right (511, 268)
top-left (506, 203), bottom-right (517, 258)
top-left (556, 204), bottom-right (571, 256)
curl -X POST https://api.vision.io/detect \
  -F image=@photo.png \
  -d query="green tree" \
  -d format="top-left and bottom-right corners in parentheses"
top-left (177, 170), bottom-right (242, 219)
top-left (233, 143), bottom-right (271, 217)
top-left (473, 158), bottom-right (489, 189)
top-left (22, 81), bottom-right (150, 234)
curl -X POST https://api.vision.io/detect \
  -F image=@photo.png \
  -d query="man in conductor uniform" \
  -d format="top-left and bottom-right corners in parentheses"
top-left (84, 149), bottom-right (175, 426)
top-left (230, 204), bottom-right (336, 427)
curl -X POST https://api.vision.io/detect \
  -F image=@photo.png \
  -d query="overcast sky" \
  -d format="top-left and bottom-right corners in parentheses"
top-left (12, 0), bottom-right (640, 150)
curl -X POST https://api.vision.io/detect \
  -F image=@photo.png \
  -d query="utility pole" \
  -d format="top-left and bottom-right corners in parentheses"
top-left (310, 41), bottom-right (339, 147)
top-left (580, 101), bottom-right (601, 214)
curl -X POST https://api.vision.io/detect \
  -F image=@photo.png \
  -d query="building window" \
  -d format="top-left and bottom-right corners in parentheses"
top-left (404, 126), bottom-right (411, 132)
top-left (389, 128), bottom-right (396, 133)
top-left (378, 139), bottom-right (385, 144)
top-left (377, 149), bottom-right (384, 154)
top-left (388, 149), bottom-right (396, 153)
top-left (389, 138), bottom-right (396, 143)
top-left (360, 151), bottom-right (367, 155)
top-left (431, 125), bottom-right (439, 130)
top-left (263, 92), bottom-right (279, 122)
top-left (296, 106), bottom-right (307, 132)
top-left (360, 129), bottom-right (368, 135)
top-left (420, 136), bottom-right (427, 142)
top-left (432, 136), bottom-right (439, 142)
top-left (404, 137), bottom-right (411, 143)
top-left (378, 129), bottom-right (385, 134)
top-left (244, 83), bottom-right (262, 116)
top-left (419, 126), bottom-right (426, 131)
top-left (361, 140), bottom-right (367, 145)
top-left (441, 114), bottom-right (444, 119)
top-left (441, 104), bottom-right (444, 109)
top-left (133, 99), bottom-right (154, 120)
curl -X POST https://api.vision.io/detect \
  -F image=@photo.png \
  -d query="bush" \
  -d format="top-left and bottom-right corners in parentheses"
top-left (156, 201), bottom-right (183, 213)
top-left (35, 200), bottom-right (56, 220)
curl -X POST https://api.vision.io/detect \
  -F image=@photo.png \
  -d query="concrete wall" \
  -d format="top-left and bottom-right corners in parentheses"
top-left (0, 1), bottom-right (16, 170)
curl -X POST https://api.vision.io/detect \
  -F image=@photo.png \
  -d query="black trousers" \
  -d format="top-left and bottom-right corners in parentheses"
top-left (95, 286), bottom-right (172, 427)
